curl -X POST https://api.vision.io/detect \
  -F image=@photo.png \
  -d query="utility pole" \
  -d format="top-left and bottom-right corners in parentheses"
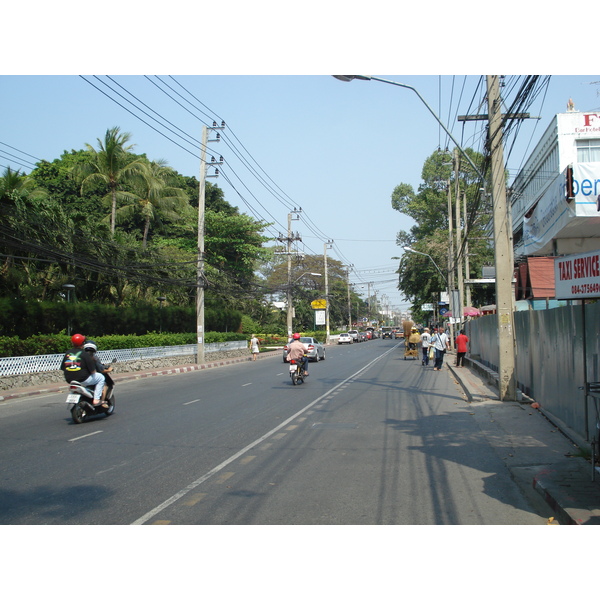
top-left (447, 159), bottom-right (455, 346)
top-left (346, 265), bottom-right (353, 329)
top-left (276, 210), bottom-right (302, 338)
top-left (463, 191), bottom-right (472, 307)
top-left (324, 240), bottom-right (333, 344)
top-left (486, 75), bottom-right (516, 402)
top-left (455, 153), bottom-right (464, 329)
top-left (197, 122), bottom-right (224, 364)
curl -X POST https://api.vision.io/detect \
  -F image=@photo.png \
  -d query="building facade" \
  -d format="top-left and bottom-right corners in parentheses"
top-left (510, 107), bottom-right (600, 306)
top-left (510, 108), bottom-right (600, 259)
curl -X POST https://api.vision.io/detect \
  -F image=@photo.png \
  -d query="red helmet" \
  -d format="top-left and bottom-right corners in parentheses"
top-left (71, 333), bottom-right (86, 346)
top-left (292, 333), bottom-right (301, 339)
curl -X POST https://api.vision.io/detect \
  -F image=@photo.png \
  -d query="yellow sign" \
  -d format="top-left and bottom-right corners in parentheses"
top-left (311, 299), bottom-right (327, 309)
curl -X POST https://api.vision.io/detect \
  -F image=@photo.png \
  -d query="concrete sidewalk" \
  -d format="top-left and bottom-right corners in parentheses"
top-left (446, 359), bottom-right (600, 525)
top-left (3, 349), bottom-right (600, 524)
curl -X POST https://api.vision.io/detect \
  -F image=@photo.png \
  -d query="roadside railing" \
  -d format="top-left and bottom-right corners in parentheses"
top-left (0, 341), bottom-right (248, 377)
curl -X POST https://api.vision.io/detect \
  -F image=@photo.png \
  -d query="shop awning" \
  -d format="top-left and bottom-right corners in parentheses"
top-left (515, 257), bottom-right (556, 300)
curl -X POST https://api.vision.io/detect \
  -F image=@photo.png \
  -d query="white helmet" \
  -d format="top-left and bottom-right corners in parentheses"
top-left (83, 341), bottom-right (97, 353)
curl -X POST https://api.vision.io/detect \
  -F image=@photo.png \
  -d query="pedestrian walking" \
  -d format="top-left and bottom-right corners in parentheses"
top-left (455, 329), bottom-right (469, 367)
top-left (432, 327), bottom-right (450, 371)
top-left (420, 327), bottom-right (431, 366)
top-left (250, 335), bottom-right (260, 361)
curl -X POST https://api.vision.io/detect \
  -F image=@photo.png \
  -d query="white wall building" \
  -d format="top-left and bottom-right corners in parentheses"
top-left (510, 107), bottom-right (600, 259)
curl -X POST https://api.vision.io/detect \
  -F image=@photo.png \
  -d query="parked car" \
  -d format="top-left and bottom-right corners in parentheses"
top-left (338, 333), bottom-right (353, 344)
top-left (358, 331), bottom-right (368, 342)
top-left (283, 337), bottom-right (326, 362)
top-left (347, 330), bottom-right (359, 342)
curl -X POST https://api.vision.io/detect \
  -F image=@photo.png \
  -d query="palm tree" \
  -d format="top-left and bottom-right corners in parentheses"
top-left (115, 160), bottom-right (191, 249)
top-left (77, 127), bottom-right (147, 234)
top-left (0, 166), bottom-right (47, 206)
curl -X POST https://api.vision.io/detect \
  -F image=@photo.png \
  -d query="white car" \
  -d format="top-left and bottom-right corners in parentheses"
top-left (347, 330), bottom-right (359, 342)
top-left (338, 333), bottom-right (353, 344)
top-left (283, 337), bottom-right (326, 362)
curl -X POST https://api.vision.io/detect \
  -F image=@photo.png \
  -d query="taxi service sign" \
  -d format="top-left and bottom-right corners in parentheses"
top-left (311, 299), bottom-right (327, 309)
top-left (554, 249), bottom-right (600, 299)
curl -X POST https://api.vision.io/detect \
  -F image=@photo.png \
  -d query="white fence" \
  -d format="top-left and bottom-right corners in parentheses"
top-left (0, 341), bottom-right (248, 377)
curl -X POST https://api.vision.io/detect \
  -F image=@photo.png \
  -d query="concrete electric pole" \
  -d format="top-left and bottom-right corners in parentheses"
top-left (486, 75), bottom-right (516, 402)
top-left (276, 210), bottom-right (302, 338)
top-left (196, 122), bottom-right (223, 364)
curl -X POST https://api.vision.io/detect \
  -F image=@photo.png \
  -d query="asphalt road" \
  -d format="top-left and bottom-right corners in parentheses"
top-left (0, 339), bottom-right (549, 524)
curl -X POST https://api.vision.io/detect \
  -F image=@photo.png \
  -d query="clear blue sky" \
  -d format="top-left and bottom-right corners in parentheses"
top-left (2, 10), bottom-right (599, 312)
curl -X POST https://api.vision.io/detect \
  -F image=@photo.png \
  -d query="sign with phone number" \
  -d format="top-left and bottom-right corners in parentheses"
top-left (555, 249), bottom-right (600, 299)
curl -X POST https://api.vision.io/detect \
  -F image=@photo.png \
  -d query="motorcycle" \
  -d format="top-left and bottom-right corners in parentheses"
top-left (66, 359), bottom-right (116, 424)
top-left (288, 356), bottom-right (308, 386)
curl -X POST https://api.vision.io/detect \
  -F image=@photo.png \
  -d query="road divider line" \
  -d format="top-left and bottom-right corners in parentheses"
top-left (130, 345), bottom-right (398, 525)
top-left (68, 430), bottom-right (103, 442)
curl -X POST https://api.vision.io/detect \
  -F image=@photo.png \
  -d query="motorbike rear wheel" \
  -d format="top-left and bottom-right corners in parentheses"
top-left (104, 396), bottom-right (115, 416)
top-left (71, 404), bottom-right (86, 424)
top-left (291, 370), bottom-right (304, 385)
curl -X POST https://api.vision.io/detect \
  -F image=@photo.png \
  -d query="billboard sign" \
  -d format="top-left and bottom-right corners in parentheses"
top-left (314, 310), bottom-right (326, 325)
top-left (554, 249), bottom-right (600, 299)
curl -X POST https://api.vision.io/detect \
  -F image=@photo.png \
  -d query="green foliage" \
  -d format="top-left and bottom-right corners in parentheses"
top-left (240, 314), bottom-right (261, 335)
top-left (0, 298), bottom-right (242, 338)
top-left (391, 147), bottom-right (495, 313)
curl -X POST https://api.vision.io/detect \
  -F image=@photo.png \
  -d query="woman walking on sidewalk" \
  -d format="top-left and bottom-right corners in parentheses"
top-left (250, 335), bottom-right (260, 361)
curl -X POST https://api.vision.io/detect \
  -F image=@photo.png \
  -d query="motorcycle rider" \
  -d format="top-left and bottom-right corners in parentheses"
top-left (83, 340), bottom-right (113, 404)
top-left (286, 333), bottom-right (309, 376)
top-left (60, 333), bottom-right (106, 407)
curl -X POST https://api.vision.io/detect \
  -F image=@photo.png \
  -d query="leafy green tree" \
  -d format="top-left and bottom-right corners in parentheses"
top-left (76, 127), bottom-right (148, 234)
top-left (114, 160), bottom-right (191, 248)
top-left (392, 148), bottom-right (494, 313)
top-left (1, 166), bottom-right (47, 206)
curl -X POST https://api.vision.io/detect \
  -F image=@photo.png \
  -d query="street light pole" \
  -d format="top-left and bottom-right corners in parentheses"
top-left (403, 247), bottom-right (447, 285)
top-left (324, 241), bottom-right (333, 345)
top-left (157, 296), bottom-right (166, 333)
top-left (336, 75), bottom-right (516, 400)
top-left (62, 284), bottom-right (75, 336)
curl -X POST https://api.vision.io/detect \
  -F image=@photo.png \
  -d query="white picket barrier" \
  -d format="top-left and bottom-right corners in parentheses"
top-left (0, 341), bottom-right (248, 377)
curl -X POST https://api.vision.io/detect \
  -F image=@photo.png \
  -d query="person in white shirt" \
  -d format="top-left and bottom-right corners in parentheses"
top-left (420, 327), bottom-right (431, 366)
top-left (431, 327), bottom-right (450, 371)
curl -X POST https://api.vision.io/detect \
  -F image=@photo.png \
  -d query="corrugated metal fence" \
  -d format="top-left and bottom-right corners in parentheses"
top-left (467, 302), bottom-right (600, 445)
top-left (0, 341), bottom-right (248, 377)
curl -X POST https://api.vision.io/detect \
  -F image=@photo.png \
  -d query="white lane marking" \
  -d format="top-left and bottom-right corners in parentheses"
top-left (69, 430), bottom-right (103, 442)
top-left (183, 399), bottom-right (202, 405)
top-left (131, 346), bottom-right (398, 525)
top-left (242, 383), bottom-right (252, 387)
